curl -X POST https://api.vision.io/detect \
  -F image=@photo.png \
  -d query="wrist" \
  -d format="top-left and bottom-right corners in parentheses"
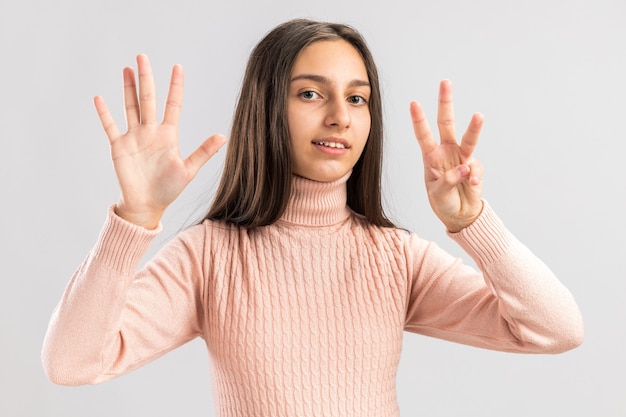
top-left (442, 200), bottom-right (484, 233)
top-left (114, 203), bottom-right (163, 230)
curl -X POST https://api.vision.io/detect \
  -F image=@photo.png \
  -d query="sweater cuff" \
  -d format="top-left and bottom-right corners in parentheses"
top-left (90, 205), bottom-right (162, 273)
top-left (446, 200), bottom-right (513, 269)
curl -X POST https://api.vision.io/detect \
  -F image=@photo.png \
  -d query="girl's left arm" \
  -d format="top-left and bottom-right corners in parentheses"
top-left (403, 202), bottom-right (584, 353)
top-left (404, 80), bottom-right (583, 352)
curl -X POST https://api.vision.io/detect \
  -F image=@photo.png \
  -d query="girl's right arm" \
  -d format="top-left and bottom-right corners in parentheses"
top-left (42, 55), bottom-right (225, 384)
top-left (42, 207), bottom-right (209, 385)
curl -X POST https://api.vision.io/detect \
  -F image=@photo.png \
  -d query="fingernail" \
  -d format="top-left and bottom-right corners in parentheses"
top-left (458, 164), bottom-right (470, 177)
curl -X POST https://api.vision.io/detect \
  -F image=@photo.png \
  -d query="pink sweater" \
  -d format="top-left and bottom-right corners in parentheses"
top-left (42, 173), bottom-right (583, 417)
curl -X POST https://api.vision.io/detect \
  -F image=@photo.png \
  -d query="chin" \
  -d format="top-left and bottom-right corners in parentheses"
top-left (294, 169), bottom-right (349, 183)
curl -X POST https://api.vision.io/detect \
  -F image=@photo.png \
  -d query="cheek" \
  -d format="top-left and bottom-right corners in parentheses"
top-left (287, 119), bottom-right (305, 147)
top-left (358, 113), bottom-right (372, 140)
top-left (287, 105), bottom-right (310, 140)
top-left (356, 114), bottom-right (371, 156)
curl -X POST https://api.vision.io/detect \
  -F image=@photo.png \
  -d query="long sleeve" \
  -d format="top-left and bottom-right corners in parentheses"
top-left (404, 201), bottom-right (584, 353)
top-left (41, 175), bottom-right (585, 416)
top-left (42, 206), bottom-right (207, 385)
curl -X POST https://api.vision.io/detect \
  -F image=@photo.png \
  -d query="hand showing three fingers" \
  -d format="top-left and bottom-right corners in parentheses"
top-left (410, 80), bottom-right (484, 232)
top-left (94, 54), bottom-right (226, 229)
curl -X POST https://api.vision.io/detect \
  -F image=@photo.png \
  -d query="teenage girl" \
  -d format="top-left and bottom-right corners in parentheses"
top-left (42, 19), bottom-right (583, 417)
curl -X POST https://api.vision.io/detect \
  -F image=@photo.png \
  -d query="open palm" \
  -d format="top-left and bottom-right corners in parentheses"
top-left (94, 55), bottom-right (226, 229)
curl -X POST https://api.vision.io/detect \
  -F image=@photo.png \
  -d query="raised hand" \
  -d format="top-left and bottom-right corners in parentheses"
top-left (94, 54), bottom-right (226, 229)
top-left (410, 80), bottom-right (484, 232)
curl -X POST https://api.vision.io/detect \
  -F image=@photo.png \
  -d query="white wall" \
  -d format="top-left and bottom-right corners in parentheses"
top-left (2, 0), bottom-right (624, 415)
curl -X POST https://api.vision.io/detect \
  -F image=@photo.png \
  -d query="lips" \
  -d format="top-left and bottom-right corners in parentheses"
top-left (312, 137), bottom-right (350, 149)
top-left (313, 141), bottom-right (346, 149)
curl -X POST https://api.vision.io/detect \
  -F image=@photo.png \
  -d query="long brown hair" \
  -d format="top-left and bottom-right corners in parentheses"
top-left (203, 19), bottom-right (394, 228)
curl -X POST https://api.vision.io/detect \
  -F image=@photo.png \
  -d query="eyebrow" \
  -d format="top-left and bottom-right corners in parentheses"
top-left (290, 74), bottom-right (370, 88)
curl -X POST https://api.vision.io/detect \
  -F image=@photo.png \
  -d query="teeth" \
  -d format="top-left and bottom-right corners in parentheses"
top-left (315, 141), bottom-right (346, 149)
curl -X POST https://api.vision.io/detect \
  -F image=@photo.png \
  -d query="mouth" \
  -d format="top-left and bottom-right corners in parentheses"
top-left (312, 138), bottom-right (350, 149)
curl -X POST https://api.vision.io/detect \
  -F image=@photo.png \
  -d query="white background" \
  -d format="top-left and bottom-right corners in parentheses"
top-left (2, 0), bottom-right (625, 415)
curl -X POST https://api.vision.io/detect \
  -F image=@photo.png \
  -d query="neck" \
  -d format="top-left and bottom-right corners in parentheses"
top-left (279, 172), bottom-right (352, 226)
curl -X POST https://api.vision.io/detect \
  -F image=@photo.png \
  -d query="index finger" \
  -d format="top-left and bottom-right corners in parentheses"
top-left (410, 101), bottom-right (437, 154)
top-left (459, 112), bottom-right (484, 160)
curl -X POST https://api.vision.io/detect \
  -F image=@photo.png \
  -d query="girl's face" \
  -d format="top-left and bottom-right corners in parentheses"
top-left (287, 40), bottom-right (371, 182)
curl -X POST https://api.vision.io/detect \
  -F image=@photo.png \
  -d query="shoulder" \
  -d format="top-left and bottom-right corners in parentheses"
top-left (186, 217), bottom-right (272, 253)
top-left (168, 219), bottom-right (239, 253)
top-left (349, 213), bottom-right (424, 252)
top-left (190, 218), bottom-right (243, 242)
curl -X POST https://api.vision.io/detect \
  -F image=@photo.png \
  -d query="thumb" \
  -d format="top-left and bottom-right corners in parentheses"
top-left (440, 163), bottom-right (472, 188)
top-left (443, 161), bottom-right (483, 191)
top-left (184, 134), bottom-right (227, 177)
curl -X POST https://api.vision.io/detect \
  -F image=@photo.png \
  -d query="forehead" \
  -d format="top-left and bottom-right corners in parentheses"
top-left (291, 40), bottom-right (369, 81)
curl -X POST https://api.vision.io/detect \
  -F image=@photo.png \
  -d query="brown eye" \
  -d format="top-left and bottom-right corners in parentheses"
top-left (348, 95), bottom-right (367, 105)
top-left (300, 91), bottom-right (320, 100)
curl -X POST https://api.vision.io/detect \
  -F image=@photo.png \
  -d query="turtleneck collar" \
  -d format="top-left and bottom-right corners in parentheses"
top-left (278, 171), bottom-right (352, 227)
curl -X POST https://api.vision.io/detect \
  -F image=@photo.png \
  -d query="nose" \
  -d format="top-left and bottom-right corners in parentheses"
top-left (324, 97), bottom-right (350, 129)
